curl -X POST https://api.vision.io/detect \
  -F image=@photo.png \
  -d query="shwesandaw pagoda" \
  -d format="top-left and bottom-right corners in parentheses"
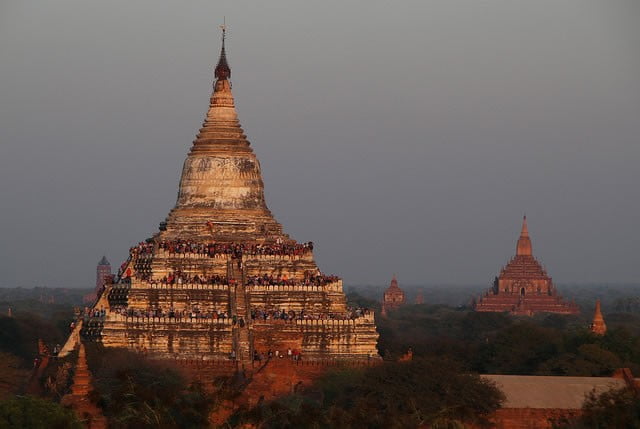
top-left (61, 28), bottom-right (379, 366)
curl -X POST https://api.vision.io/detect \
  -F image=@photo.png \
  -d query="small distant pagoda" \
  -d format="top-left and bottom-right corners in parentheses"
top-left (96, 256), bottom-right (111, 293)
top-left (382, 275), bottom-right (405, 314)
top-left (475, 216), bottom-right (579, 315)
top-left (83, 256), bottom-right (112, 304)
top-left (590, 300), bottom-right (607, 335)
top-left (415, 290), bottom-right (424, 305)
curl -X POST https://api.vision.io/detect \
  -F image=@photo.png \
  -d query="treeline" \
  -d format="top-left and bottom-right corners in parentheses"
top-left (228, 358), bottom-right (504, 428)
top-left (0, 304), bottom-right (75, 400)
top-left (2, 291), bottom-right (640, 427)
top-left (346, 283), bottom-right (640, 314)
top-left (0, 287), bottom-right (89, 307)
top-left (371, 301), bottom-right (640, 376)
top-left (0, 310), bottom-right (72, 363)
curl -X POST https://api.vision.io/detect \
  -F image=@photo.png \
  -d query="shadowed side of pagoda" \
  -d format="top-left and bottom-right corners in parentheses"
top-left (60, 29), bottom-right (379, 366)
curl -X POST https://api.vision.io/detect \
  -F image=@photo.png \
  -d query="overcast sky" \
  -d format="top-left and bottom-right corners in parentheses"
top-left (1, 1), bottom-right (639, 288)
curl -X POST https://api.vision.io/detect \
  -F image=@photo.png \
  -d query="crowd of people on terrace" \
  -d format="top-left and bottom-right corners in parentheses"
top-left (246, 273), bottom-right (340, 287)
top-left (111, 305), bottom-right (232, 320)
top-left (128, 268), bottom-right (339, 287)
top-left (155, 272), bottom-right (228, 286)
top-left (128, 239), bottom-right (314, 259)
top-left (80, 303), bottom-right (371, 322)
top-left (251, 306), bottom-right (371, 321)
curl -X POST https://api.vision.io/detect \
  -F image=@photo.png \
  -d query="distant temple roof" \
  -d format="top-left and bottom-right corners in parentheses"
top-left (98, 256), bottom-right (110, 266)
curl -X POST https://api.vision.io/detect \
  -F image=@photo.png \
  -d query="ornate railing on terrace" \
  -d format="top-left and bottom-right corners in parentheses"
top-left (247, 281), bottom-right (342, 292)
top-left (123, 281), bottom-right (343, 292)
top-left (103, 311), bottom-right (374, 326)
top-left (106, 312), bottom-right (235, 325)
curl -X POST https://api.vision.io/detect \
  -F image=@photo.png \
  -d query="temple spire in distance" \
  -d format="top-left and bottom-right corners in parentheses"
top-left (591, 299), bottom-right (607, 335)
top-left (214, 21), bottom-right (231, 81)
top-left (391, 274), bottom-right (398, 288)
top-left (520, 215), bottom-right (529, 237)
top-left (516, 215), bottom-right (532, 256)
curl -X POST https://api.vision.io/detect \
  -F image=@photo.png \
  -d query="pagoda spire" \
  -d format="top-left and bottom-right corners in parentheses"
top-left (516, 215), bottom-right (532, 256)
top-left (390, 274), bottom-right (399, 288)
top-left (590, 299), bottom-right (607, 335)
top-left (164, 24), bottom-right (286, 242)
top-left (187, 23), bottom-right (247, 155)
top-left (520, 215), bottom-right (529, 237)
top-left (214, 23), bottom-right (231, 81)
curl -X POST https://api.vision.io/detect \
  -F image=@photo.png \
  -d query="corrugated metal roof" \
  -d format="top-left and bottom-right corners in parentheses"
top-left (481, 375), bottom-right (626, 409)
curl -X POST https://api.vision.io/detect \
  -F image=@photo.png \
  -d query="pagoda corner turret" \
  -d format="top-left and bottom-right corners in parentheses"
top-left (61, 343), bottom-right (107, 428)
top-left (474, 216), bottom-right (579, 315)
top-left (590, 299), bottom-right (607, 335)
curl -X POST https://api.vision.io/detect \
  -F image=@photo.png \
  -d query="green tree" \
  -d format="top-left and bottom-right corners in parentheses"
top-left (554, 387), bottom-right (640, 428)
top-left (233, 358), bottom-right (504, 429)
top-left (0, 395), bottom-right (82, 429)
top-left (87, 347), bottom-right (214, 429)
top-left (0, 353), bottom-right (30, 399)
top-left (474, 322), bottom-right (562, 373)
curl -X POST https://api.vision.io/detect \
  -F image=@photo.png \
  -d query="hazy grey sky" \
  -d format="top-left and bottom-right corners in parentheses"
top-left (1, 1), bottom-right (639, 288)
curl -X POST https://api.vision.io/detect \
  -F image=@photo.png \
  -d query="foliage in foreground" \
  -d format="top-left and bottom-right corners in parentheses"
top-left (230, 357), bottom-right (504, 429)
top-left (85, 346), bottom-right (215, 429)
top-left (0, 395), bottom-right (82, 429)
top-left (553, 387), bottom-right (640, 428)
top-left (0, 353), bottom-right (29, 400)
top-left (0, 314), bottom-right (70, 363)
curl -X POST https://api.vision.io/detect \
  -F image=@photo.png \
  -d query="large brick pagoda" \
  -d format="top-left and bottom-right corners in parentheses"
top-left (61, 30), bottom-right (379, 365)
top-left (475, 216), bottom-right (578, 315)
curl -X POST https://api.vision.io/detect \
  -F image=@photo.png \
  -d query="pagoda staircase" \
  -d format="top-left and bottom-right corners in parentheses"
top-left (228, 258), bottom-right (253, 371)
top-left (59, 284), bottom-right (113, 357)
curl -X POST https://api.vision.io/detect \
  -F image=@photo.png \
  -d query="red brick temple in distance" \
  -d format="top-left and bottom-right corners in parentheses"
top-left (475, 216), bottom-right (579, 315)
top-left (382, 275), bottom-right (406, 315)
top-left (60, 28), bottom-right (379, 403)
